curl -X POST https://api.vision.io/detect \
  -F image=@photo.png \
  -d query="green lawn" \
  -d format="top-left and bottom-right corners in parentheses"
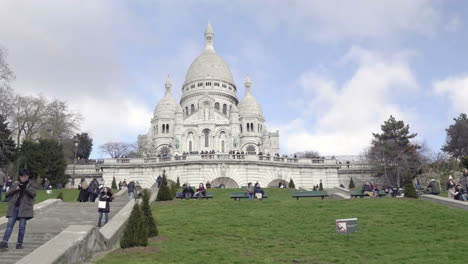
top-left (0, 188), bottom-right (81, 217)
top-left (99, 188), bottom-right (468, 264)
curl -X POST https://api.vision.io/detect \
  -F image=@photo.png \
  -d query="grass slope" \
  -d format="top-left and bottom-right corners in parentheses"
top-left (99, 188), bottom-right (468, 264)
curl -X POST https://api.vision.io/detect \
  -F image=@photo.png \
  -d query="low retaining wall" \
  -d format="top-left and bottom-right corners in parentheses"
top-left (16, 225), bottom-right (106, 264)
top-left (0, 199), bottom-right (62, 228)
top-left (332, 186), bottom-right (351, 199)
top-left (420, 194), bottom-right (468, 210)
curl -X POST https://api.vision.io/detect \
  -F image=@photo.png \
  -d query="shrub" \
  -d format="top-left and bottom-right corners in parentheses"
top-left (171, 183), bottom-right (178, 198)
top-left (156, 174), bottom-right (173, 201)
top-left (142, 189), bottom-right (158, 237)
top-left (176, 177), bottom-right (180, 188)
top-left (56, 192), bottom-right (64, 200)
top-left (404, 180), bottom-right (418, 199)
top-left (461, 156), bottom-right (468, 170)
top-left (349, 177), bottom-right (355, 189)
top-left (112, 176), bottom-right (117, 190)
top-left (289, 179), bottom-right (295, 189)
top-left (313, 185), bottom-right (317, 191)
top-left (319, 180), bottom-right (323, 190)
top-left (120, 203), bottom-right (148, 248)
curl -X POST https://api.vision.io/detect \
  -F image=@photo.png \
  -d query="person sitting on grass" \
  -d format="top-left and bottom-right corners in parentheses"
top-left (362, 181), bottom-right (376, 197)
top-left (182, 183), bottom-right (194, 199)
top-left (254, 183), bottom-right (264, 200)
top-left (245, 182), bottom-right (254, 200)
top-left (427, 179), bottom-right (440, 196)
top-left (194, 183), bottom-right (206, 199)
top-left (454, 184), bottom-right (467, 201)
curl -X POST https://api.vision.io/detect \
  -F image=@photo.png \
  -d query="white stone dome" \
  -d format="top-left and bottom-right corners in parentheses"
top-left (238, 76), bottom-right (264, 118)
top-left (154, 77), bottom-right (181, 118)
top-left (184, 24), bottom-right (234, 85)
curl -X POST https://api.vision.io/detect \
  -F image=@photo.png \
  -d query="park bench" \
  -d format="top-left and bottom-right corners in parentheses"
top-left (350, 190), bottom-right (386, 198)
top-left (291, 190), bottom-right (328, 200)
top-left (176, 192), bottom-right (214, 199)
top-left (230, 192), bottom-right (268, 200)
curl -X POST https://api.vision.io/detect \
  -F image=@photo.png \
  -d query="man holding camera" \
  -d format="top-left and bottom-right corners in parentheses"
top-left (0, 169), bottom-right (36, 250)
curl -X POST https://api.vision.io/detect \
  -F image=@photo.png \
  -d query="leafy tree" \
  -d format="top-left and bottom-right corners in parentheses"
top-left (404, 180), bottom-right (418, 199)
top-left (348, 177), bottom-right (356, 189)
top-left (120, 203), bottom-right (148, 248)
top-left (461, 156), bottom-right (468, 170)
top-left (19, 139), bottom-right (67, 186)
top-left (156, 173), bottom-right (173, 201)
top-left (442, 113), bottom-right (468, 159)
top-left (367, 115), bottom-right (423, 188)
top-left (0, 115), bottom-right (16, 168)
top-left (288, 178), bottom-right (295, 189)
top-left (170, 183), bottom-right (177, 198)
top-left (112, 176), bottom-right (117, 190)
top-left (142, 189), bottom-right (158, 237)
top-left (75, 132), bottom-right (93, 160)
top-left (319, 180), bottom-right (323, 190)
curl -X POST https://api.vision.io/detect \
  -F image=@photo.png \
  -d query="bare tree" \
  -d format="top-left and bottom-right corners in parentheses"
top-left (99, 142), bottom-right (132, 158)
top-left (10, 95), bottom-right (49, 143)
top-left (0, 48), bottom-right (15, 119)
top-left (294, 150), bottom-right (320, 159)
top-left (40, 99), bottom-right (81, 139)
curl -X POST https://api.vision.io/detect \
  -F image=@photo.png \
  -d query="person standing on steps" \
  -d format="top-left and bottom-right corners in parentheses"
top-left (127, 180), bottom-right (135, 200)
top-left (0, 169), bottom-right (36, 250)
top-left (0, 169), bottom-right (5, 202)
top-left (97, 187), bottom-right (113, 227)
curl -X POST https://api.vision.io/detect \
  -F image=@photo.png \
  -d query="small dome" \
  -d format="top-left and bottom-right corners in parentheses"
top-left (238, 76), bottom-right (264, 119)
top-left (154, 76), bottom-right (181, 118)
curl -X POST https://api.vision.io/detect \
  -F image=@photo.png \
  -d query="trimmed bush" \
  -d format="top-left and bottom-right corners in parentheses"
top-left (404, 181), bottom-right (418, 199)
top-left (319, 180), bottom-right (323, 190)
top-left (120, 203), bottom-right (148, 248)
top-left (289, 179), bottom-right (295, 189)
top-left (156, 174), bottom-right (173, 201)
top-left (313, 185), bottom-right (317, 191)
top-left (176, 177), bottom-right (180, 188)
top-left (112, 176), bottom-right (117, 190)
top-left (171, 183), bottom-right (177, 198)
top-left (56, 192), bottom-right (64, 201)
top-left (349, 177), bottom-right (355, 189)
top-left (142, 189), bottom-right (158, 237)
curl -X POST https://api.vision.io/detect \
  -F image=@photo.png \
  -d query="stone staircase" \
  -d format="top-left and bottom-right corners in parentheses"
top-left (0, 194), bottom-right (129, 264)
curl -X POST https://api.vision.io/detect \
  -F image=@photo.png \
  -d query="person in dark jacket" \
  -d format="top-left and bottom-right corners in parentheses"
top-left (194, 183), bottom-right (206, 199)
top-left (182, 183), bottom-right (194, 199)
top-left (0, 169), bottom-right (5, 202)
top-left (427, 179), bottom-right (440, 195)
top-left (97, 187), bottom-right (113, 227)
top-left (362, 181), bottom-right (376, 197)
top-left (127, 181), bottom-right (135, 200)
top-left (0, 169), bottom-right (36, 250)
top-left (88, 178), bottom-right (99, 202)
top-left (254, 183), bottom-right (264, 200)
top-left (77, 178), bottom-right (89, 202)
top-left (454, 184), bottom-right (467, 201)
top-left (156, 175), bottom-right (162, 188)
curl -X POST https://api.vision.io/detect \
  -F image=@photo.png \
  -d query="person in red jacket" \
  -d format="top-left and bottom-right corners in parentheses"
top-left (194, 183), bottom-right (206, 199)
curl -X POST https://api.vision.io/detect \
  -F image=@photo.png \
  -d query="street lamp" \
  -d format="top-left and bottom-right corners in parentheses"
top-left (73, 137), bottom-right (79, 176)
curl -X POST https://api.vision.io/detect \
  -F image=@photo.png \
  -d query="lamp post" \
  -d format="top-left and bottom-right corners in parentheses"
top-left (73, 137), bottom-right (79, 176)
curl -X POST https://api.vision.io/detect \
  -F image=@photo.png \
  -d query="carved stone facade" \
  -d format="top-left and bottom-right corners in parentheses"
top-left (138, 24), bottom-right (279, 156)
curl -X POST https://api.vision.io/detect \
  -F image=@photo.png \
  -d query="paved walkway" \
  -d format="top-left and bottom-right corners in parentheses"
top-left (0, 193), bottom-right (129, 264)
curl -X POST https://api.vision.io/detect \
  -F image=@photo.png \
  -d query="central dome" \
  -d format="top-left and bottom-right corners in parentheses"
top-left (184, 24), bottom-right (234, 85)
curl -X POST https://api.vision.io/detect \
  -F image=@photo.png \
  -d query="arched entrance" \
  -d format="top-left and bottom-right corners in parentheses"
top-left (211, 177), bottom-right (239, 188)
top-left (268, 179), bottom-right (288, 188)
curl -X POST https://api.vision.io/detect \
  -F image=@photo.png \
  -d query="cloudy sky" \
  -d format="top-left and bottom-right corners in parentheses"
top-left (1, 0), bottom-right (468, 158)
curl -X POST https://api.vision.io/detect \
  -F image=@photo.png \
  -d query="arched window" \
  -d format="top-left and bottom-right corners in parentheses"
top-left (185, 107), bottom-right (189, 115)
top-left (222, 104), bottom-right (227, 115)
top-left (166, 124), bottom-right (169, 133)
top-left (251, 123), bottom-right (254, 132)
top-left (221, 140), bottom-right (225, 153)
top-left (215, 102), bottom-right (220, 110)
top-left (162, 124), bottom-right (165, 133)
top-left (191, 104), bottom-right (195, 114)
top-left (203, 129), bottom-right (210, 147)
top-left (247, 123), bottom-right (250, 132)
top-left (198, 82), bottom-right (203, 87)
top-left (240, 124), bottom-right (242, 133)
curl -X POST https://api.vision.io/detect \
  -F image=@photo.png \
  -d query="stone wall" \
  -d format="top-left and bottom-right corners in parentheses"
top-left (100, 156), bottom-right (341, 189)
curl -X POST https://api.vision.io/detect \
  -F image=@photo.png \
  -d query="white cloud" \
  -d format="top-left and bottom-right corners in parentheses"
top-left (433, 74), bottom-right (468, 114)
top-left (250, 0), bottom-right (442, 43)
top-left (271, 47), bottom-right (418, 155)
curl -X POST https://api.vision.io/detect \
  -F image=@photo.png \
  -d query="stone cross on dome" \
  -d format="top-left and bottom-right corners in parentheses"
top-left (204, 23), bottom-right (215, 51)
top-left (244, 75), bottom-right (252, 94)
top-left (165, 75), bottom-right (172, 95)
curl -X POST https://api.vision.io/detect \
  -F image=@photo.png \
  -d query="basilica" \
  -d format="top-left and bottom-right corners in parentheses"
top-left (138, 24), bottom-right (280, 156)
